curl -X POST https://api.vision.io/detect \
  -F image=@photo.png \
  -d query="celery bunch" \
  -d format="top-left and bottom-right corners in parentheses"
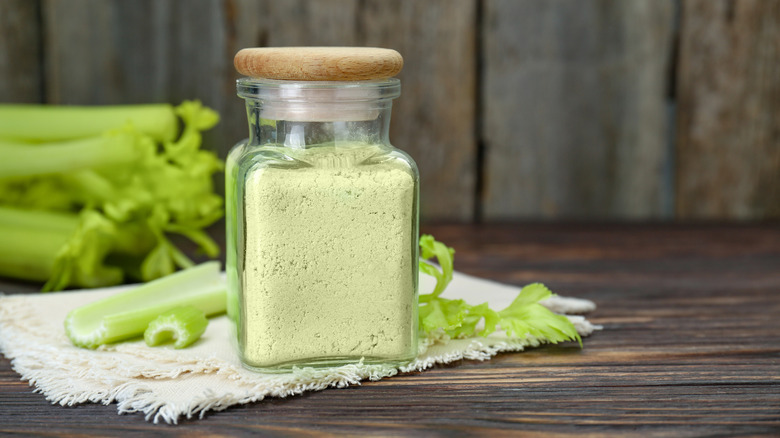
top-left (0, 101), bottom-right (223, 291)
top-left (418, 235), bottom-right (582, 346)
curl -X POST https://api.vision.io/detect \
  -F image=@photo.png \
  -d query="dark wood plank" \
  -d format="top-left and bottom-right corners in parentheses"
top-left (0, 0), bottom-right (43, 103)
top-left (2, 223), bottom-right (779, 435)
top-left (676, 0), bottom-right (780, 219)
top-left (359, 0), bottom-right (478, 221)
top-left (481, 0), bottom-right (675, 220)
top-left (42, 0), bottom-right (235, 154)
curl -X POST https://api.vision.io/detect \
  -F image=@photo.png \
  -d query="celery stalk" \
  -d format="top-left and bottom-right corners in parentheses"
top-left (0, 104), bottom-right (178, 143)
top-left (0, 206), bottom-right (155, 288)
top-left (144, 306), bottom-right (208, 349)
top-left (0, 225), bottom-right (70, 282)
top-left (0, 220), bottom-right (122, 289)
top-left (0, 205), bottom-right (80, 232)
top-left (0, 134), bottom-right (139, 178)
top-left (60, 170), bottom-right (120, 207)
top-left (41, 210), bottom-right (124, 291)
top-left (64, 261), bottom-right (226, 349)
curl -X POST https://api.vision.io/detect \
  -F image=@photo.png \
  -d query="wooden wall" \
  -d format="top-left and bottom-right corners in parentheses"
top-left (1, 0), bottom-right (777, 221)
top-left (676, 0), bottom-right (780, 219)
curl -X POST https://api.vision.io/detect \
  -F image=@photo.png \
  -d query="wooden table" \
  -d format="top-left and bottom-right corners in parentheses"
top-left (1, 224), bottom-right (779, 436)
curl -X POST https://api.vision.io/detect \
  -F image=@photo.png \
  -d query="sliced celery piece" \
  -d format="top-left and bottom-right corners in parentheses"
top-left (144, 306), bottom-right (208, 349)
top-left (64, 261), bottom-right (225, 349)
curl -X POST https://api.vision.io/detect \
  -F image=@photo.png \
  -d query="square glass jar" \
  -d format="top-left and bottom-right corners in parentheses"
top-left (226, 76), bottom-right (419, 372)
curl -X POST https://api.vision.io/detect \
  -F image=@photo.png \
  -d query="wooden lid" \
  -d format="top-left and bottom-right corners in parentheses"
top-left (234, 47), bottom-right (403, 81)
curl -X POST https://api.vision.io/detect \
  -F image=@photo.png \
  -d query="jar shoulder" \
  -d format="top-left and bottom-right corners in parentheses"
top-left (228, 140), bottom-right (418, 181)
top-left (384, 143), bottom-right (419, 178)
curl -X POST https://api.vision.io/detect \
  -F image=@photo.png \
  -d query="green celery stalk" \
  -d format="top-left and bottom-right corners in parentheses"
top-left (0, 104), bottom-right (178, 143)
top-left (0, 224), bottom-right (70, 282)
top-left (64, 261), bottom-right (226, 349)
top-left (144, 306), bottom-right (209, 349)
top-left (0, 219), bottom-right (122, 289)
top-left (0, 200), bottom-right (157, 258)
top-left (0, 204), bottom-right (80, 232)
top-left (0, 134), bottom-right (139, 178)
top-left (40, 210), bottom-right (124, 291)
top-left (0, 206), bottom-right (154, 290)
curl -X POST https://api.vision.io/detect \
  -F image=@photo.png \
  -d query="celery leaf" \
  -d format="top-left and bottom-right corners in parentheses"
top-left (418, 235), bottom-right (581, 347)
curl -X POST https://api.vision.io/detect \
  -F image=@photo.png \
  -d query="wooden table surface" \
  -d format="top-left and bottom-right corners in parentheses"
top-left (1, 223), bottom-right (779, 436)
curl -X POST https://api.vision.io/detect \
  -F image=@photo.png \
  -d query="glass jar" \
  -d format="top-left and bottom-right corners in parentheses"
top-left (226, 63), bottom-right (419, 372)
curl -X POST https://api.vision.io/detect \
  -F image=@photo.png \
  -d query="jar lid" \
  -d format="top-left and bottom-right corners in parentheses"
top-left (234, 47), bottom-right (403, 81)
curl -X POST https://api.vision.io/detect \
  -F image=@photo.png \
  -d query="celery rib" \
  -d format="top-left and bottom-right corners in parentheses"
top-left (0, 134), bottom-right (139, 178)
top-left (0, 225), bottom-right (70, 282)
top-left (144, 306), bottom-right (208, 349)
top-left (0, 104), bottom-right (178, 143)
top-left (0, 205), bottom-right (80, 232)
top-left (0, 206), bottom-right (157, 289)
top-left (64, 262), bottom-right (226, 349)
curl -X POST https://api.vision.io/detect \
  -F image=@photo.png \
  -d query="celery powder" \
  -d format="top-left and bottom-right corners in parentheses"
top-left (241, 143), bottom-right (417, 369)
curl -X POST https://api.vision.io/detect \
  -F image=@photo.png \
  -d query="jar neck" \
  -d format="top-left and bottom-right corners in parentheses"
top-left (238, 77), bottom-right (400, 149)
top-left (245, 100), bottom-right (393, 148)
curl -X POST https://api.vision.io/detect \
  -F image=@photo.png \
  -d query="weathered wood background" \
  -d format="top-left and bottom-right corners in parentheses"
top-left (1, 0), bottom-right (778, 221)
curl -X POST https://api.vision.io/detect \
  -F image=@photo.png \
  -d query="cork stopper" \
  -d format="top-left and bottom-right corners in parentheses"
top-left (234, 47), bottom-right (403, 81)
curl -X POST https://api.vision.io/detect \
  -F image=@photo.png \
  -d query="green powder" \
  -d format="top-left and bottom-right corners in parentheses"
top-left (241, 142), bottom-right (417, 369)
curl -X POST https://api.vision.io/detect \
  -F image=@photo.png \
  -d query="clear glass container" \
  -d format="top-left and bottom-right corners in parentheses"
top-left (226, 77), bottom-right (419, 372)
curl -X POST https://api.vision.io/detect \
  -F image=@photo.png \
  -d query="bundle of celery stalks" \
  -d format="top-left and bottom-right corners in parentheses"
top-left (0, 101), bottom-right (223, 291)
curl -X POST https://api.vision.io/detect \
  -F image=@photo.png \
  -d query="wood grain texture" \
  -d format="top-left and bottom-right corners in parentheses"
top-left (1, 223), bottom-right (779, 435)
top-left (42, 0), bottom-right (232, 150)
top-left (481, 0), bottom-right (675, 220)
top-left (234, 47), bottom-right (403, 80)
top-left (676, 0), bottom-right (780, 219)
top-left (2, 0), bottom-right (777, 221)
top-left (0, 0), bottom-right (42, 103)
top-left (359, 0), bottom-right (478, 221)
